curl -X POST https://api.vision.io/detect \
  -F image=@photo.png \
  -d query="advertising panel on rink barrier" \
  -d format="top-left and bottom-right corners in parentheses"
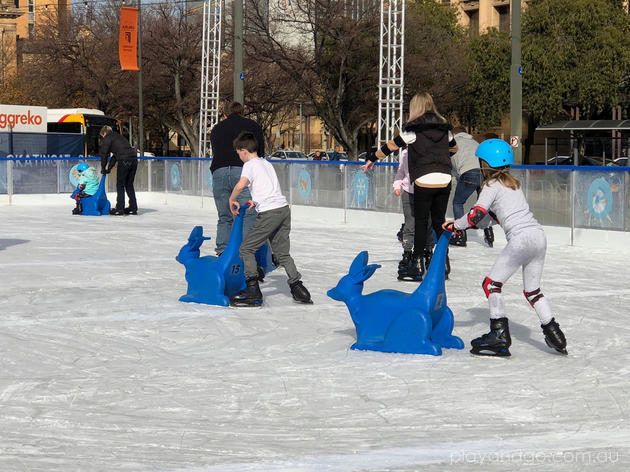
top-left (290, 162), bottom-right (316, 205)
top-left (574, 171), bottom-right (626, 230)
top-left (0, 132), bottom-right (85, 194)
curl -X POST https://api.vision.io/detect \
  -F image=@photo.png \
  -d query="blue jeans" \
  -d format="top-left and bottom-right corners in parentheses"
top-left (212, 166), bottom-right (256, 256)
top-left (452, 168), bottom-right (482, 220)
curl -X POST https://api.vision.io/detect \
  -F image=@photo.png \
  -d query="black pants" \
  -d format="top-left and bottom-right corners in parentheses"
top-left (116, 160), bottom-right (138, 211)
top-left (412, 183), bottom-right (452, 254)
top-left (75, 191), bottom-right (91, 212)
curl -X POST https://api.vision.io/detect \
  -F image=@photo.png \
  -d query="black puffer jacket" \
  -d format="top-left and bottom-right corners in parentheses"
top-left (209, 113), bottom-right (265, 172)
top-left (99, 131), bottom-right (136, 171)
top-left (403, 113), bottom-right (452, 183)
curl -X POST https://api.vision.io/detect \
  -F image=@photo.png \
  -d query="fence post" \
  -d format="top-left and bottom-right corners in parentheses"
top-left (7, 159), bottom-right (13, 205)
top-left (570, 169), bottom-right (575, 246)
top-left (148, 159), bottom-right (152, 193)
top-left (197, 161), bottom-right (203, 208)
top-left (289, 163), bottom-right (293, 206)
top-left (56, 159), bottom-right (61, 194)
top-left (343, 163), bottom-right (347, 224)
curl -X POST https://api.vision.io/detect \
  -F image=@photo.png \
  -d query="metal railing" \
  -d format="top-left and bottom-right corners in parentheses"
top-left (1, 156), bottom-right (629, 234)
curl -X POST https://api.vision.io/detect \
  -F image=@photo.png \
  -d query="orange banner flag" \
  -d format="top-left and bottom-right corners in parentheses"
top-left (119, 7), bottom-right (139, 71)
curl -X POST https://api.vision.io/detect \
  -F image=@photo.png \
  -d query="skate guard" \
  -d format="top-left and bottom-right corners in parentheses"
top-left (176, 206), bottom-right (275, 306)
top-left (69, 174), bottom-right (111, 216)
top-left (327, 231), bottom-right (464, 355)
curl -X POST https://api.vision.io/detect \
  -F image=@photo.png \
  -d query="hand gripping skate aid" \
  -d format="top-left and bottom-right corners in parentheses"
top-left (176, 204), bottom-right (275, 306)
top-left (327, 231), bottom-right (464, 355)
top-left (69, 174), bottom-right (111, 216)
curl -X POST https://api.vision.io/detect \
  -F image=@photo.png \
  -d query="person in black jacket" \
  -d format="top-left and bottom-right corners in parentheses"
top-left (99, 126), bottom-right (138, 216)
top-left (210, 101), bottom-right (265, 256)
top-left (362, 92), bottom-right (458, 280)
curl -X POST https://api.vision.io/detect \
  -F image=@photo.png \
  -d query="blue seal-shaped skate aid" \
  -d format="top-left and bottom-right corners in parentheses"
top-left (176, 205), bottom-right (275, 306)
top-left (327, 231), bottom-right (464, 355)
top-left (69, 174), bottom-right (111, 216)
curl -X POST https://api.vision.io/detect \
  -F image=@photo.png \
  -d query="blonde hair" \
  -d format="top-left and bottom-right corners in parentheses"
top-left (481, 167), bottom-right (521, 191)
top-left (408, 92), bottom-right (446, 123)
top-left (100, 125), bottom-right (113, 138)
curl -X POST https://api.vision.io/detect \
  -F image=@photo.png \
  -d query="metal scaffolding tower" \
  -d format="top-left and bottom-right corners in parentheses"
top-left (377, 0), bottom-right (405, 157)
top-left (198, 0), bottom-right (222, 158)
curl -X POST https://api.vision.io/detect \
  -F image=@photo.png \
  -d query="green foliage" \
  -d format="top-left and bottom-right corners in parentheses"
top-left (404, 0), bottom-right (467, 114)
top-left (523, 0), bottom-right (630, 122)
top-left (462, 29), bottom-right (511, 129)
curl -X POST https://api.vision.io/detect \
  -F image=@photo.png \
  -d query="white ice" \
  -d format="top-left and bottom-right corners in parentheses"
top-left (1, 194), bottom-right (629, 472)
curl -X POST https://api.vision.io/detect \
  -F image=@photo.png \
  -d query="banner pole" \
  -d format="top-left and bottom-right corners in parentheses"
top-left (138, 0), bottom-right (144, 158)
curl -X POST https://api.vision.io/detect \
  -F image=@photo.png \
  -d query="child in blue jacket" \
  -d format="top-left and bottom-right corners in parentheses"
top-left (72, 163), bottom-right (100, 214)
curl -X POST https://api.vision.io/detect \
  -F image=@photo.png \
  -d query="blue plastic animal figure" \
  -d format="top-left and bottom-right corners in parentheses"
top-left (327, 231), bottom-right (464, 355)
top-left (176, 205), bottom-right (275, 306)
top-left (69, 174), bottom-right (111, 216)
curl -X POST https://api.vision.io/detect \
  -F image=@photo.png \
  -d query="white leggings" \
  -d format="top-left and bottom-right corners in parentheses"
top-left (486, 229), bottom-right (553, 325)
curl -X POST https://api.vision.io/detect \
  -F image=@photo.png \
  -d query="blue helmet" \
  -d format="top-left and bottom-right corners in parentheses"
top-left (475, 139), bottom-right (513, 169)
top-left (77, 163), bottom-right (89, 172)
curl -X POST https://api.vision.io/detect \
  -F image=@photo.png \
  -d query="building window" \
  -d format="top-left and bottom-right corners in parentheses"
top-left (14, 0), bottom-right (19, 8)
top-left (467, 9), bottom-right (479, 36)
top-left (497, 5), bottom-right (510, 32)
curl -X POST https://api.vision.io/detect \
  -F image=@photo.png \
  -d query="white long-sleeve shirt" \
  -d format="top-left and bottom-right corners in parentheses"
top-left (454, 180), bottom-right (541, 241)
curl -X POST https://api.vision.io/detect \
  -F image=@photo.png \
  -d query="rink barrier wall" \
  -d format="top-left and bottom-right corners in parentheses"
top-left (1, 156), bottom-right (629, 243)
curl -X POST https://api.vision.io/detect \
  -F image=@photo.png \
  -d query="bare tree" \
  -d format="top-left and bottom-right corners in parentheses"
top-left (244, 0), bottom-right (381, 159)
top-left (142, 2), bottom-right (203, 156)
top-left (240, 58), bottom-right (302, 153)
top-left (21, 4), bottom-right (125, 113)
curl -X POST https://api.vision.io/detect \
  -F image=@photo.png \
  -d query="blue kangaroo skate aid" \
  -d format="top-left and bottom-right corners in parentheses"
top-left (176, 205), bottom-right (275, 306)
top-left (70, 174), bottom-right (111, 216)
top-left (327, 231), bottom-right (464, 355)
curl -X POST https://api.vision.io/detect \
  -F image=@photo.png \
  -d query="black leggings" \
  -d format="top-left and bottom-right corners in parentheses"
top-left (412, 183), bottom-right (451, 254)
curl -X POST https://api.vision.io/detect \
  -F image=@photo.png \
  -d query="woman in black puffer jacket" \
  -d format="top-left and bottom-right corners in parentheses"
top-left (363, 92), bottom-right (457, 280)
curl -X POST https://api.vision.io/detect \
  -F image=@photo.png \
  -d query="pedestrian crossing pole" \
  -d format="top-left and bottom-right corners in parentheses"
top-left (510, 0), bottom-right (522, 164)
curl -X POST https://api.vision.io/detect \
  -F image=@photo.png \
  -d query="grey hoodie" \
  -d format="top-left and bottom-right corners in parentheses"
top-left (450, 132), bottom-right (480, 177)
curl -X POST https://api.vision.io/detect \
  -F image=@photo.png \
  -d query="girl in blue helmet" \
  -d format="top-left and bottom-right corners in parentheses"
top-left (72, 162), bottom-right (100, 214)
top-left (442, 138), bottom-right (567, 357)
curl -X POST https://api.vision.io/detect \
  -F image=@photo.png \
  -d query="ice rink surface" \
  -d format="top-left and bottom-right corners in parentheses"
top-left (1, 194), bottom-right (629, 471)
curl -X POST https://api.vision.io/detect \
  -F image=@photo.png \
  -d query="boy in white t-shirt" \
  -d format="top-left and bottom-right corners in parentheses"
top-left (228, 132), bottom-right (312, 307)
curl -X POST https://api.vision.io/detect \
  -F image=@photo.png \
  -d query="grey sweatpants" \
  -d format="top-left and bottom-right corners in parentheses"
top-left (240, 205), bottom-right (301, 285)
top-left (486, 228), bottom-right (554, 325)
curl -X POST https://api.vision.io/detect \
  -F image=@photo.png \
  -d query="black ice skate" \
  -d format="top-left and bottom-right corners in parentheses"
top-left (396, 223), bottom-right (405, 243)
top-left (445, 253), bottom-right (451, 280)
top-left (399, 252), bottom-right (423, 282)
top-left (449, 230), bottom-right (467, 247)
top-left (397, 251), bottom-right (413, 281)
top-left (423, 247), bottom-right (433, 270)
top-left (72, 207), bottom-right (81, 215)
top-left (541, 318), bottom-right (568, 355)
top-left (290, 280), bottom-right (313, 304)
top-left (230, 277), bottom-right (263, 307)
top-left (484, 228), bottom-right (494, 248)
top-left (470, 317), bottom-right (512, 357)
